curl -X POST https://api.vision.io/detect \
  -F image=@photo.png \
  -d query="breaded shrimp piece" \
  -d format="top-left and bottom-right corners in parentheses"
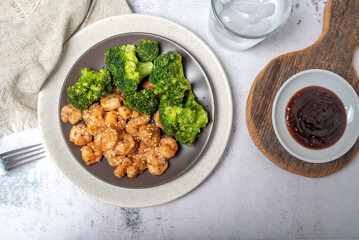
top-left (114, 157), bottom-right (132, 178)
top-left (138, 124), bottom-right (161, 147)
top-left (100, 93), bottom-right (124, 111)
top-left (61, 104), bottom-right (82, 124)
top-left (69, 123), bottom-right (92, 146)
top-left (81, 142), bottom-right (102, 166)
top-left (157, 136), bottom-right (178, 159)
top-left (94, 128), bottom-right (119, 152)
top-left (115, 132), bottom-right (136, 155)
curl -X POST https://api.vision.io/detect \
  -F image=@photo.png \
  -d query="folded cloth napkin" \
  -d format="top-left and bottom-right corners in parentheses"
top-left (0, 0), bottom-right (132, 136)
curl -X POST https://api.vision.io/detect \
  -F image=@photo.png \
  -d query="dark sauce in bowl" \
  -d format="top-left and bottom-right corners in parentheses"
top-left (285, 86), bottom-right (346, 149)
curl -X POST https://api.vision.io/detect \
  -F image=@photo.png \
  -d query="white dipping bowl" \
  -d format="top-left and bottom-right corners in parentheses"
top-left (272, 69), bottom-right (359, 163)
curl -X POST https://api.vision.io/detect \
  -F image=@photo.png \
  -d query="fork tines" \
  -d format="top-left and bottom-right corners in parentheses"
top-left (1, 143), bottom-right (46, 171)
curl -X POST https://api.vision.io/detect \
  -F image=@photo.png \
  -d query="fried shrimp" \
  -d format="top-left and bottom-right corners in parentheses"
top-left (104, 149), bottom-right (126, 167)
top-left (125, 113), bottom-right (151, 138)
top-left (81, 142), bottom-right (102, 166)
top-left (134, 113), bottom-right (151, 124)
top-left (147, 160), bottom-right (168, 176)
top-left (157, 136), bottom-right (178, 159)
top-left (153, 110), bottom-right (162, 129)
top-left (94, 128), bottom-right (119, 152)
top-left (82, 103), bottom-right (104, 123)
top-left (125, 119), bottom-right (140, 138)
top-left (100, 93), bottom-right (124, 111)
top-left (118, 105), bottom-right (133, 120)
top-left (131, 111), bottom-right (141, 119)
top-left (131, 152), bottom-right (147, 164)
top-left (144, 136), bottom-right (176, 176)
top-left (126, 140), bottom-right (140, 157)
top-left (104, 110), bottom-right (118, 128)
top-left (82, 103), bottom-right (106, 135)
top-left (139, 141), bottom-right (149, 154)
top-left (115, 132), bottom-right (136, 155)
top-left (145, 147), bottom-right (166, 167)
top-left (117, 115), bottom-right (127, 131)
top-left (138, 124), bottom-right (161, 147)
top-left (126, 165), bottom-right (140, 178)
top-left (69, 124), bottom-right (92, 146)
top-left (104, 110), bottom-right (126, 131)
top-left (114, 157), bottom-right (132, 178)
top-left (86, 119), bottom-right (106, 136)
top-left (127, 154), bottom-right (147, 178)
top-left (61, 104), bottom-right (82, 124)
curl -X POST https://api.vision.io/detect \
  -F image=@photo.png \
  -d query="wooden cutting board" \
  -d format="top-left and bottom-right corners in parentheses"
top-left (246, 0), bottom-right (359, 177)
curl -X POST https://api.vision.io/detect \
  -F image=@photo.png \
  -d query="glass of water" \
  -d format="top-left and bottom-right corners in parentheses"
top-left (209, 0), bottom-right (292, 50)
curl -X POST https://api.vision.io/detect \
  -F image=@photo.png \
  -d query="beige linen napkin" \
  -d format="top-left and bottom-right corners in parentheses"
top-left (0, 0), bottom-right (132, 135)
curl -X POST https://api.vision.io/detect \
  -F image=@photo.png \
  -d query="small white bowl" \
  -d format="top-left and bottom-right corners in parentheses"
top-left (272, 69), bottom-right (359, 163)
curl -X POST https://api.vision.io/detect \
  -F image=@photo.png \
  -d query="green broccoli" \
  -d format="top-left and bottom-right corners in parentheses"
top-left (150, 51), bottom-right (186, 94)
top-left (67, 68), bottom-right (112, 110)
top-left (150, 51), bottom-right (208, 145)
top-left (159, 77), bottom-right (191, 106)
top-left (136, 39), bottom-right (159, 62)
top-left (123, 89), bottom-right (159, 115)
top-left (150, 51), bottom-right (192, 106)
top-left (159, 87), bottom-right (208, 146)
top-left (174, 106), bottom-right (208, 145)
top-left (105, 44), bottom-right (153, 96)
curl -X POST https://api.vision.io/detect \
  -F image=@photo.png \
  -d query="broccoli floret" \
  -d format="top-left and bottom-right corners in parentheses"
top-left (151, 51), bottom-right (208, 145)
top-left (105, 44), bottom-right (153, 96)
top-left (67, 68), bottom-right (112, 110)
top-left (159, 90), bottom-right (208, 146)
top-left (150, 51), bottom-right (191, 106)
top-left (159, 76), bottom-right (191, 106)
top-left (123, 89), bottom-right (159, 115)
top-left (150, 51), bottom-right (186, 95)
top-left (136, 39), bottom-right (159, 62)
top-left (158, 104), bottom-right (182, 135)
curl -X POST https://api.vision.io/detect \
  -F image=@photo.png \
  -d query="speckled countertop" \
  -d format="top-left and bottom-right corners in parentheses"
top-left (1, 0), bottom-right (359, 239)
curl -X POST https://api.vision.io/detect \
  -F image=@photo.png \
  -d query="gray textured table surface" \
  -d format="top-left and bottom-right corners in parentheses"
top-left (1, 0), bottom-right (359, 239)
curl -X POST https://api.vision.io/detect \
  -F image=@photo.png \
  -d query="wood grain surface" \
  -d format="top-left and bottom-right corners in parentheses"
top-left (246, 0), bottom-right (359, 177)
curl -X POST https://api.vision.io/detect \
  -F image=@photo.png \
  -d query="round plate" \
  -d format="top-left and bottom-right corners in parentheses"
top-left (272, 69), bottom-right (359, 163)
top-left (38, 14), bottom-right (233, 207)
top-left (58, 33), bottom-right (214, 189)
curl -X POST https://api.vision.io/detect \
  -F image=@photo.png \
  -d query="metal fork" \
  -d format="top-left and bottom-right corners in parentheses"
top-left (0, 143), bottom-right (46, 176)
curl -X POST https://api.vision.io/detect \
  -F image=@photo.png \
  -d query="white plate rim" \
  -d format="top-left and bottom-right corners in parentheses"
top-left (38, 14), bottom-right (233, 208)
top-left (272, 69), bottom-right (359, 163)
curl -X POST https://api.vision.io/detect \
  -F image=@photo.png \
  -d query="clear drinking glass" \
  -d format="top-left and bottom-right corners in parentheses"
top-left (209, 0), bottom-right (292, 50)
